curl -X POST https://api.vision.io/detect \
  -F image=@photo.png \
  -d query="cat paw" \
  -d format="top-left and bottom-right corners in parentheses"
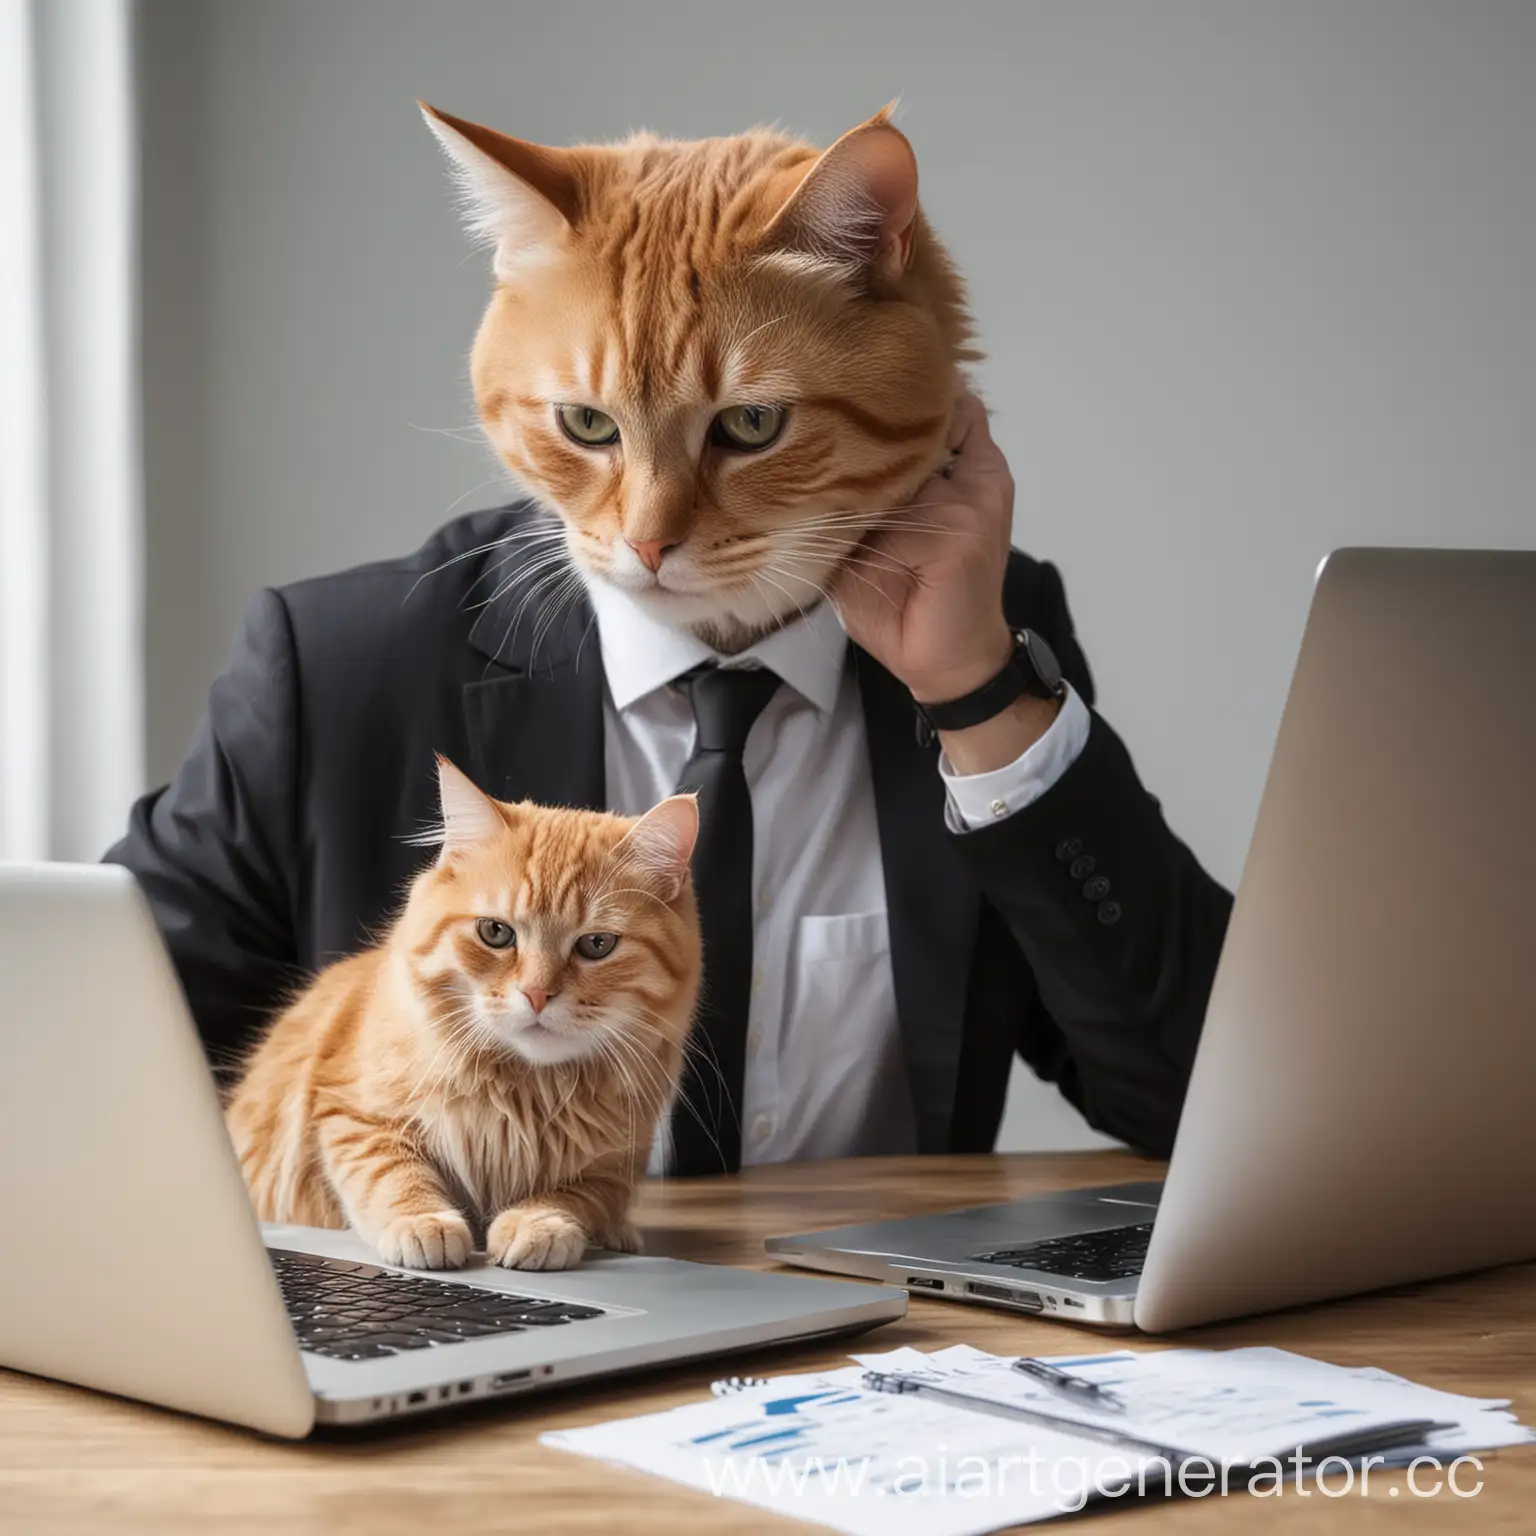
top-left (599, 1218), bottom-right (643, 1254)
top-left (486, 1207), bottom-right (588, 1271)
top-left (371, 1210), bottom-right (473, 1270)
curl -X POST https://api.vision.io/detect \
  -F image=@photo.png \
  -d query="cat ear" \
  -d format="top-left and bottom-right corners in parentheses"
top-left (615, 795), bottom-right (699, 904)
top-left (761, 104), bottom-right (919, 287)
top-left (435, 755), bottom-right (505, 859)
top-left (419, 102), bottom-right (584, 279)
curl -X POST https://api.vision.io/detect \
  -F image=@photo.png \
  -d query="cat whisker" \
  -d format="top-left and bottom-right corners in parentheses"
top-left (473, 544), bottom-right (576, 610)
top-left (780, 533), bottom-right (919, 573)
top-left (585, 1037), bottom-right (640, 1173)
top-left (730, 311), bottom-right (792, 350)
top-left (745, 567), bottom-right (814, 634)
top-left (546, 1045), bottom-right (596, 1126)
top-left (405, 1010), bottom-right (487, 1106)
top-left (461, 533), bottom-right (574, 601)
top-left (781, 502), bottom-right (976, 537)
top-left (629, 1011), bottom-right (736, 1121)
top-left (408, 480), bottom-right (534, 589)
top-left (774, 549), bottom-right (906, 613)
top-left (783, 529), bottom-right (927, 569)
top-left (495, 557), bottom-right (577, 661)
top-left (527, 566), bottom-right (589, 673)
top-left (593, 1027), bottom-right (672, 1112)
top-left (438, 475), bottom-right (509, 521)
top-left (608, 1006), bottom-right (732, 1174)
top-left (587, 1026), bottom-right (675, 1178)
top-left (782, 559), bottom-right (905, 610)
top-left (407, 515), bottom-right (568, 602)
top-left (607, 1035), bottom-right (677, 1184)
top-left (746, 566), bottom-right (848, 666)
top-left (574, 603), bottom-right (600, 673)
top-left (476, 561), bottom-right (572, 638)
top-left (516, 559), bottom-right (582, 661)
top-left (754, 559), bottom-right (821, 616)
top-left (406, 420), bottom-right (492, 442)
top-left (472, 566), bottom-right (575, 636)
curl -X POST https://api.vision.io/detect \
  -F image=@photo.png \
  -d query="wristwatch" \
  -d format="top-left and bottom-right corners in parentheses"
top-left (912, 627), bottom-right (1066, 745)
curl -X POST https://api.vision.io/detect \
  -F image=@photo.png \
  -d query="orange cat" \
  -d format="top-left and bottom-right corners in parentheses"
top-left (420, 101), bottom-right (977, 653)
top-left (225, 759), bottom-right (700, 1271)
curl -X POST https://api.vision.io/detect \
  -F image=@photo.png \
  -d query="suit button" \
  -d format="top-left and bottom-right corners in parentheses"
top-left (1069, 855), bottom-right (1096, 880)
top-left (1083, 875), bottom-right (1111, 901)
top-left (1097, 900), bottom-right (1123, 926)
top-left (1055, 837), bottom-right (1083, 862)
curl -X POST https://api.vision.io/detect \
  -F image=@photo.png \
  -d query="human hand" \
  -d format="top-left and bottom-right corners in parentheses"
top-left (830, 391), bottom-right (1015, 704)
top-left (830, 392), bottom-right (1063, 774)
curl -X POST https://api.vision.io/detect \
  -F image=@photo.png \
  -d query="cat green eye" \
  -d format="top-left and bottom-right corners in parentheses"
top-left (476, 918), bottom-right (516, 950)
top-left (574, 932), bottom-right (620, 961)
top-left (556, 403), bottom-right (621, 447)
top-left (711, 404), bottom-right (786, 451)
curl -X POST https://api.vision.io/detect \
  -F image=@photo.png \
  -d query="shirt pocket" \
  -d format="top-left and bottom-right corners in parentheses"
top-left (781, 911), bottom-right (902, 1155)
top-left (796, 910), bottom-right (891, 967)
top-left (788, 911), bottom-right (892, 1055)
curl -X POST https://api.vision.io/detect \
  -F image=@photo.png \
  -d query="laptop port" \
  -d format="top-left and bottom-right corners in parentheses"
top-left (966, 1281), bottom-right (1044, 1311)
top-left (905, 1276), bottom-right (945, 1291)
top-left (407, 1390), bottom-right (428, 1405)
top-left (492, 1370), bottom-right (533, 1389)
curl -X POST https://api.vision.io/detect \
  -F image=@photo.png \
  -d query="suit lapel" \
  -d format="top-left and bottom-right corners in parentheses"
top-left (855, 648), bottom-right (981, 1152)
top-left (461, 534), bottom-right (606, 811)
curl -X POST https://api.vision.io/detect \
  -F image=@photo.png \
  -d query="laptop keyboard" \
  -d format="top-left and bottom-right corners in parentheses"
top-left (971, 1221), bottom-right (1155, 1283)
top-left (269, 1247), bottom-right (606, 1361)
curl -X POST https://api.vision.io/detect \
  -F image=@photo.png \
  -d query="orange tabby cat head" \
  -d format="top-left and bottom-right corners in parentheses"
top-left (398, 758), bottom-right (700, 1070)
top-left (422, 102), bottom-right (978, 649)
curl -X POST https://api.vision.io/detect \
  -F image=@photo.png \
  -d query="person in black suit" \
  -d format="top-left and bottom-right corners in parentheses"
top-left (107, 394), bottom-right (1231, 1173)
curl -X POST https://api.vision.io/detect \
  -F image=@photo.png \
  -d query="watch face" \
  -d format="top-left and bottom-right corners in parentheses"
top-left (1020, 628), bottom-right (1065, 697)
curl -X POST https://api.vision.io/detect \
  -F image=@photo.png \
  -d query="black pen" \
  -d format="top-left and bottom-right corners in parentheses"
top-left (1012, 1357), bottom-right (1127, 1413)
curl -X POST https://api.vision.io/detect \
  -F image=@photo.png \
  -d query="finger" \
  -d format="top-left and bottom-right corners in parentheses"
top-left (947, 391), bottom-right (986, 451)
top-left (947, 397), bottom-right (1012, 494)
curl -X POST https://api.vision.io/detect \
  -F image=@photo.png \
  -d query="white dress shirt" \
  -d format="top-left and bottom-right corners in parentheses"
top-left (585, 581), bottom-right (1091, 1170)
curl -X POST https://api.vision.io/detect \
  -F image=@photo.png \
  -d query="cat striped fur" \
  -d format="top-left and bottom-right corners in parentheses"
top-left (226, 761), bottom-right (700, 1271)
top-left (422, 101), bottom-right (978, 653)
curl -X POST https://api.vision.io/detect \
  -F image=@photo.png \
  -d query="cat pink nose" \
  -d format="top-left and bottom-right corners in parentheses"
top-left (626, 538), bottom-right (677, 573)
top-left (521, 986), bottom-right (556, 1014)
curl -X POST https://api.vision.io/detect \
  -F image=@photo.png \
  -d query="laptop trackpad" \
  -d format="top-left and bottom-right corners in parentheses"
top-left (802, 1182), bottom-right (1165, 1260)
top-left (948, 1183), bottom-right (1163, 1238)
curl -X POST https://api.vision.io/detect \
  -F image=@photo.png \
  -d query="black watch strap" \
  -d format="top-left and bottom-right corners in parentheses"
top-left (912, 627), bottom-right (1066, 745)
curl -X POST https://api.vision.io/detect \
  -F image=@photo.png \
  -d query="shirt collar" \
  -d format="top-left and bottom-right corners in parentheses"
top-left (587, 578), bottom-right (847, 716)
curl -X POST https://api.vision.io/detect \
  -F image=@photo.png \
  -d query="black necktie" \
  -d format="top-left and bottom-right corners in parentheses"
top-left (668, 663), bottom-right (782, 1176)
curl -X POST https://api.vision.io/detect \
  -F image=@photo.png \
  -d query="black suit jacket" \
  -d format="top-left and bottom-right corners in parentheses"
top-left (107, 503), bottom-right (1232, 1158)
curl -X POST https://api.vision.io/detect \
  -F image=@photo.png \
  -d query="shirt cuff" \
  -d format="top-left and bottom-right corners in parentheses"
top-left (940, 683), bottom-right (1092, 831)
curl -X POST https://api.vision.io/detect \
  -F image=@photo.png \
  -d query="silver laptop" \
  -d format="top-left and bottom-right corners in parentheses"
top-left (0, 864), bottom-right (905, 1436)
top-left (769, 547), bottom-right (1536, 1332)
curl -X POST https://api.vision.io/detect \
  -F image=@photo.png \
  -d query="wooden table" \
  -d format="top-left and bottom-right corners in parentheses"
top-left (2, 1152), bottom-right (1532, 1533)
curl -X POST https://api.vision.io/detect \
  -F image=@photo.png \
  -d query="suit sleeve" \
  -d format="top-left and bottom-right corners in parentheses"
top-left (103, 588), bottom-right (302, 1077)
top-left (952, 559), bottom-right (1234, 1157)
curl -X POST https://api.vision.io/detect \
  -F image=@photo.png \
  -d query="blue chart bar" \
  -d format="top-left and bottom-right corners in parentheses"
top-left (730, 1426), bottom-right (810, 1451)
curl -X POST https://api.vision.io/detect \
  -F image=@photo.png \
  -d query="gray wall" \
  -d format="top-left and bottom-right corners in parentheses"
top-left (138, 0), bottom-right (1536, 1152)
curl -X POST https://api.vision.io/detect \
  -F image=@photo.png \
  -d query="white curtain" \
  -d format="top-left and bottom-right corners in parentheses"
top-left (0, 0), bottom-right (142, 861)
